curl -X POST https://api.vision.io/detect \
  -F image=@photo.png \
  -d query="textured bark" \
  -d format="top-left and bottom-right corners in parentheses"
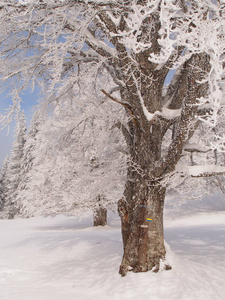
top-left (118, 181), bottom-right (166, 276)
top-left (117, 109), bottom-right (167, 276)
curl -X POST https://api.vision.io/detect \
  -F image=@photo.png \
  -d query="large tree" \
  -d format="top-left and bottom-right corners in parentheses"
top-left (0, 0), bottom-right (224, 275)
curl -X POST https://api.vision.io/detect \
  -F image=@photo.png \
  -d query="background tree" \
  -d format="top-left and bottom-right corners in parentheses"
top-left (17, 89), bottom-right (127, 221)
top-left (0, 0), bottom-right (224, 275)
top-left (15, 107), bottom-right (49, 216)
top-left (0, 159), bottom-right (6, 212)
top-left (2, 111), bottom-right (26, 218)
top-left (0, 157), bottom-right (9, 214)
top-left (0, 175), bottom-right (3, 211)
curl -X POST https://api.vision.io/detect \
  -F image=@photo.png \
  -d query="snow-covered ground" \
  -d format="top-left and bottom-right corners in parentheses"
top-left (0, 209), bottom-right (225, 300)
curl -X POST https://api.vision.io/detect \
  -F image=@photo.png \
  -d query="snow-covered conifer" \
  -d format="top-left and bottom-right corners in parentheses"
top-left (0, 157), bottom-right (9, 215)
top-left (0, 164), bottom-right (5, 211)
top-left (16, 107), bottom-right (47, 213)
top-left (16, 108), bottom-right (54, 217)
top-left (3, 111), bottom-right (26, 218)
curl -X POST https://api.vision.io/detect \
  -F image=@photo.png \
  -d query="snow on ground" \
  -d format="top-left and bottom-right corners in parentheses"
top-left (0, 210), bottom-right (225, 300)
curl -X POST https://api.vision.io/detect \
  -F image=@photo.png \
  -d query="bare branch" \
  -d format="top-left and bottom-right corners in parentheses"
top-left (188, 166), bottom-right (225, 178)
top-left (101, 89), bottom-right (137, 127)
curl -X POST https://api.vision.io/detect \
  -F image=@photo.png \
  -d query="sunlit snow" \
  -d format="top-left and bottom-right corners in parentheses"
top-left (0, 208), bottom-right (225, 300)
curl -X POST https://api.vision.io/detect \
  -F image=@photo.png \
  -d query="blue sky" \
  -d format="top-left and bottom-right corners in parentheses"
top-left (0, 69), bottom-right (176, 167)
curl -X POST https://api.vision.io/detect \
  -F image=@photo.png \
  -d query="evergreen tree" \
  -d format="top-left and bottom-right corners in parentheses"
top-left (0, 157), bottom-right (9, 216)
top-left (16, 108), bottom-right (52, 217)
top-left (17, 108), bottom-right (45, 195)
top-left (4, 111), bottom-right (26, 218)
top-left (0, 166), bottom-right (4, 211)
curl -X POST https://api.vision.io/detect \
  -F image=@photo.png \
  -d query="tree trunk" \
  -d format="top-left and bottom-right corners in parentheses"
top-left (118, 179), bottom-right (167, 276)
top-left (93, 201), bottom-right (107, 227)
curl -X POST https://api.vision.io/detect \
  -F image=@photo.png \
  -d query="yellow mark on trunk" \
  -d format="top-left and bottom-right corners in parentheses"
top-left (146, 218), bottom-right (152, 222)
